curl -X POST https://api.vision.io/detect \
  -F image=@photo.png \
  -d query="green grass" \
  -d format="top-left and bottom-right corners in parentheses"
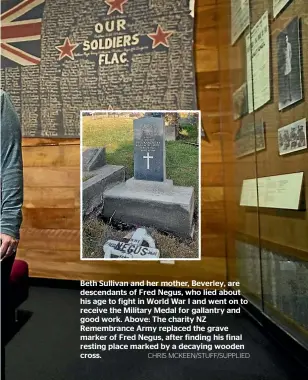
top-left (106, 143), bottom-right (134, 178)
top-left (83, 116), bottom-right (133, 152)
top-left (179, 123), bottom-right (199, 144)
top-left (166, 141), bottom-right (198, 188)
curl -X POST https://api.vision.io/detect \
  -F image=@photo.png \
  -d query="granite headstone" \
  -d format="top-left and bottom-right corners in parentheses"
top-left (83, 148), bottom-right (106, 172)
top-left (134, 117), bottom-right (165, 182)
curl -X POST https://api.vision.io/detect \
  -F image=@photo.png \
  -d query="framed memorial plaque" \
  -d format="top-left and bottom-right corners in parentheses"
top-left (235, 120), bottom-right (265, 158)
top-left (277, 17), bottom-right (303, 111)
top-left (273, 0), bottom-right (293, 19)
top-left (278, 118), bottom-right (307, 155)
top-left (246, 12), bottom-right (270, 112)
top-left (231, 0), bottom-right (250, 45)
top-left (232, 83), bottom-right (248, 120)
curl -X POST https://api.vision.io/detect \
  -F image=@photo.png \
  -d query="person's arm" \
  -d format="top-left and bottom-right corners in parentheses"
top-left (0, 90), bottom-right (23, 257)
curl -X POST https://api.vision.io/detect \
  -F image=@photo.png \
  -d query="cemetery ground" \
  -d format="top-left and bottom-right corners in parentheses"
top-left (82, 115), bottom-right (199, 259)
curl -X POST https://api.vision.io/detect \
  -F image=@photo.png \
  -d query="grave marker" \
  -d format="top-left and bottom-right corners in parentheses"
top-left (134, 117), bottom-right (165, 182)
top-left (103, 228), bottom-right (160, 259)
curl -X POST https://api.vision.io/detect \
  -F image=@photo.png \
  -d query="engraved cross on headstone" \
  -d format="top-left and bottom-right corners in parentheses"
top-left (143, 152), bottom-right (153, 170)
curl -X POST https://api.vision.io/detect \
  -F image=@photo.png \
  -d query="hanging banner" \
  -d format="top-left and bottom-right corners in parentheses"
top-left (1, 0), bottom-right (196, 137)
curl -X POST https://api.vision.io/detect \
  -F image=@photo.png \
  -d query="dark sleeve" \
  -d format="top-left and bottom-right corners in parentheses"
top-left (0, 91), bottom-right (23, 240)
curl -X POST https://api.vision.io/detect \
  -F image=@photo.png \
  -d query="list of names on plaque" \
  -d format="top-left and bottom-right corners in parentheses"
top-left (1, 0), bottom-right (196, 137)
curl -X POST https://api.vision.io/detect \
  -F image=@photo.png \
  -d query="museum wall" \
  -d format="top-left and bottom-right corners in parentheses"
top-left (245, 1), bottom-right (308, 257)
top-left (17, 0), bottom-right (227, 283)
top-left (219, 0), bottom-right (308, 274)
top-left (218, 0), bottom-right (308, 345)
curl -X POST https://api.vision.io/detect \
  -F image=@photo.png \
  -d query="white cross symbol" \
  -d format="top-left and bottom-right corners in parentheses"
top-left (143, 152), bottom-right (153, 170)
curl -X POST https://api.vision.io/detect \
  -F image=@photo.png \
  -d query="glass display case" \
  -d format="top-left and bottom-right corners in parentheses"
top-left (219, 0), bottom-right (308, 349)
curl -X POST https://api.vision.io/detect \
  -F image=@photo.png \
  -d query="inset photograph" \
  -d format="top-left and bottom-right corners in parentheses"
top-left (81, 111), bottom-right (200, 260)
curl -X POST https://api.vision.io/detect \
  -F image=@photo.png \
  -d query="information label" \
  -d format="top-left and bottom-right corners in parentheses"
top-left (246, 12), bottom-right (270, 112)
top-left (240, 172), bottom-right (304, 210)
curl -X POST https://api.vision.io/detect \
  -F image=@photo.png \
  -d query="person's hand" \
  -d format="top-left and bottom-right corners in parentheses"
top-left (0, 233), bottom-right (19, 260)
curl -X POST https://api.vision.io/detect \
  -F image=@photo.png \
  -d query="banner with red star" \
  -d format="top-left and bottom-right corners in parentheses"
top-left (56, 38), bottom-right (78, 60)
top-left (148, 25), bottom-right (173, 49)
top-left (105, 0), bottom-right (128, 15)
top-left (1, 0), bottom-right (196, 137)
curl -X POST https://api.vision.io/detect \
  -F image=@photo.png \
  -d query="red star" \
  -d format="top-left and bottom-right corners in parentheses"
top-left (147, 25), bottom-right (173, 49)
top-left (105, 0), bottom-right (128, 15)
top-left (56, 37), bottom-right (78, 61)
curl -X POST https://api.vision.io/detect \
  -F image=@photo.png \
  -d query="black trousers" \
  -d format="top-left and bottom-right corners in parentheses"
top-left (1, 253), bottom-right (16, 380)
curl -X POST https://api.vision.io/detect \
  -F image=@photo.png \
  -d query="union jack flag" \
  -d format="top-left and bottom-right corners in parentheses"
top-left (1, 0), bottom-right (46, 67)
